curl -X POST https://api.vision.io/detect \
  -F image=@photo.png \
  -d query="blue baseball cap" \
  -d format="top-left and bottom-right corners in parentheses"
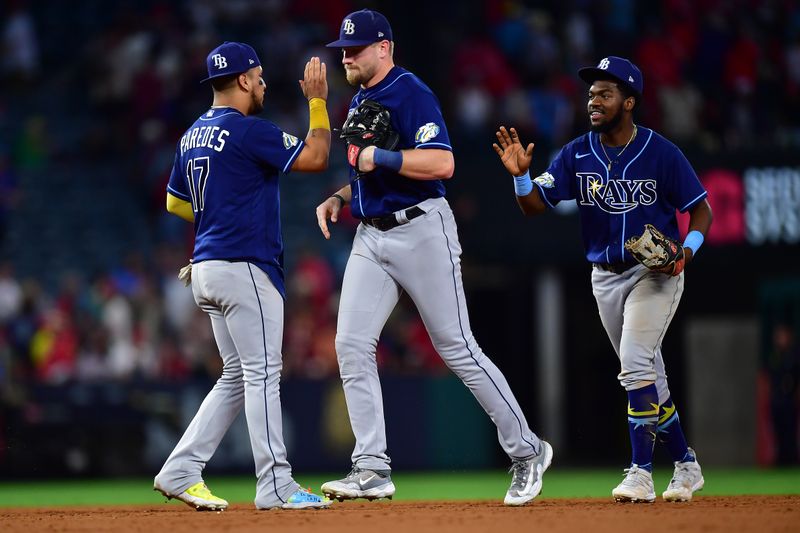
top-left (326, 9), bottom-right (393, 48)
top-left (201, 41), bottom-right (261, 83)
top-left (578, 56), bottom-right (643, 97)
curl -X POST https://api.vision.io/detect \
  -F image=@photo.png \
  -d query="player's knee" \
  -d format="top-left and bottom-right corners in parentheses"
top-left (433, 336), bottom-right (482, 368)
top-left (220, 361), bottom-right (243, 382)
top-left (335, 333), bottom-right (376, 375)
top-left (617, 367), bottom-right (657, 390)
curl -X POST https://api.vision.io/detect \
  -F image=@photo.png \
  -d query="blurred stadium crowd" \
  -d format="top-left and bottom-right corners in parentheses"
top-left (1, 0), bottom-right (799, 391)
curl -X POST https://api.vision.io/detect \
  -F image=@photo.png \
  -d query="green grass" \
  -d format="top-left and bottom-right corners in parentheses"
top-left (0, 469), bottom-right (797, 507)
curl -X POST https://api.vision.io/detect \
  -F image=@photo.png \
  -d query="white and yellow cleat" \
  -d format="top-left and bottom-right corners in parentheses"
top-left (155, 481), bottom-right (229, 511)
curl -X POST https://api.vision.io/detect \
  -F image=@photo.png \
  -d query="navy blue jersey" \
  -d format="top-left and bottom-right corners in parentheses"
top-left (167, 106), bottom-right (305, 297)
top-left (347, 66), bottom-right (451, 218)
top-left (533, 127), bottom-right (707, 264)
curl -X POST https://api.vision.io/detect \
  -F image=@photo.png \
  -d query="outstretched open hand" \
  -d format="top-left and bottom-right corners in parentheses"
top-left (493, 127), bottom-right (534, 177)
top-left (300, 56), bottom-right (328, 101)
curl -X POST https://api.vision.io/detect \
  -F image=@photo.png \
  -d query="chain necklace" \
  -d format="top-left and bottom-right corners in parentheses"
top-left (600, 125), bottom-right (637, 171)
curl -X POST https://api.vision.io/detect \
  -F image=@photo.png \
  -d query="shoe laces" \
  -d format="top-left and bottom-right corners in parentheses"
top-left (508, 459), bottom-right (531, 489)
top-left (669, 461), bottom-right (697, 487)
top-left (620, 465), bottom-right (650, 488)
top-left (345, 465), bottom-right (364, 481)
top-left (188, 483), bottom-right (214, 497)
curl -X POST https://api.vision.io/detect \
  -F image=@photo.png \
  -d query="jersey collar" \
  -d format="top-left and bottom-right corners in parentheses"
top-left (359, 66), bottom-right (404, 98)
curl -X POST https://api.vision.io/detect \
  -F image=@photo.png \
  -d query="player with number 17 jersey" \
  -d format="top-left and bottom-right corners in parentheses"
top-left (167, 108), bottom-right (304, 298)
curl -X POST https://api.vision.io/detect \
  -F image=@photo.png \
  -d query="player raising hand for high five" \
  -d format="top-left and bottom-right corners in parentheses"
top-left (154, 42), bottom-right (332, 511)
top-left (495, 56), bottom-right (712, 503)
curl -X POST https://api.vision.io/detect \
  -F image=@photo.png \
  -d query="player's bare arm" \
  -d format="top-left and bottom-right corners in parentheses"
top-left (683, 199), bottom-right (713, 263)
top-left (315, 185), bottom-right (351, 240)
top-left (493, 126), bottom-right (547, 215)
top-left (292, 57), bottom-right (331, 172)
top-left (357, 146), bottom-right (454, 180)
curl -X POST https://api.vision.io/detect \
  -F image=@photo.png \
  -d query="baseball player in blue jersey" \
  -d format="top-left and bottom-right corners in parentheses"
top-left (494, 56), bottom-right (713, 503)
top-left (153, 41), bottom-right (333, 510)
top-left (314, 10), bottom-right (552, 506)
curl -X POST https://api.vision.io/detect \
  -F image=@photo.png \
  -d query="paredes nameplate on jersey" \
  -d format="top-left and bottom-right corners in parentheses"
top-left (576, 173), bottom-right (657, 214)
top-left (180, 125), bottom-right (230, 155)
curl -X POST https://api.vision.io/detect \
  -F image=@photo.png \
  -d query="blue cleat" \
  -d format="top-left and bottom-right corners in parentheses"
top-left (281, 488), bottom-right (333, 509)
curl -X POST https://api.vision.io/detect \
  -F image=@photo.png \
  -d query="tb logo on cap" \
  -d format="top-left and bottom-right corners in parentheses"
top-left (598, 58), bottom-right (610, 70)
top-left (343, 19), bottom-right (355, 35)
top-left (212, 54), bottom-right (228, 69)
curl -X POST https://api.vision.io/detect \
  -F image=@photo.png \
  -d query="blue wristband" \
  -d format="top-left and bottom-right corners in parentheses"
top-left (683, 230), bottom-right (704, 255)
top-left (513, 170), bottom-right (533, 196)
top-left (373, 148), bottom-right (403, 172)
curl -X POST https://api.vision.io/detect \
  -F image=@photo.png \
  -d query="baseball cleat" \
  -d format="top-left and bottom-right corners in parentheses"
top-left (612, 465), bottom-right (656, 503)
top-left (663, 449), bottom-right (704, 502)
top-left (154, 481), bottom-right (228, 511)
top-left (281, 488), bottom-right (333, 509)
top-left (504, 440), bottom-right (553, 506)
top-left (321, 466), bottom-right (396, 501)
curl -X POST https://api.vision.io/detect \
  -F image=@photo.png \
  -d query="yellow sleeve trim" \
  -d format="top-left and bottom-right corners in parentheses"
top-left (308, 97), bottom-right (330, 131)
top-left (166, 192), bottom-right (194, 222)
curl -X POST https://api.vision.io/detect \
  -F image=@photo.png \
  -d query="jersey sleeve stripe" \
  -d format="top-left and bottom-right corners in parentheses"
top-left (679, 191), bottom-right (708, 212)
top-left (534, 183), bottom-right (555, 209)
top-left (414, 142), bottom-right (452, 150)
top-left (282, 140), bottom-right (305, 173)
top-left (167, 185), bottom-right (191, 201)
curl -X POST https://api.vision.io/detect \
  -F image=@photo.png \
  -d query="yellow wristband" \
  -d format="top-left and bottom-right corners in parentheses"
top-left (308, 97), bottom-right (330, 131)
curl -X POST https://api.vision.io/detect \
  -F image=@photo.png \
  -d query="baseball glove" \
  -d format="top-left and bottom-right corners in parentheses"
top-left (340, 99), bottom-right (399, 178)
top-left (624, 224), bottom-right (686, 276)
top-left (178, 261), bottom-right (192, 286)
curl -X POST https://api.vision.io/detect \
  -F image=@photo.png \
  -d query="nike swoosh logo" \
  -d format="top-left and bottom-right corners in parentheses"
top-left (575, 152), bottom-right (590, 159)
top-left (358, 474), bottom-right (376, 487)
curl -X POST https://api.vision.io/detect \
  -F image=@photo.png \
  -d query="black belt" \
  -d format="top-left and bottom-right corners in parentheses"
top-left (593, 261), bottom-right (639, 274)
top-left (362, 206), bottom-right (426, 231)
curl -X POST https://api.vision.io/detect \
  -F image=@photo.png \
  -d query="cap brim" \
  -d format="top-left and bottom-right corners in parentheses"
top-left (578, 67), bottom-right (641, 97)
top-left (579, 67), bottom-right (615, 85)
top-left (199, 71), bottom-right (246, 84)
top-left (325, 38), bottom-right (380, 48)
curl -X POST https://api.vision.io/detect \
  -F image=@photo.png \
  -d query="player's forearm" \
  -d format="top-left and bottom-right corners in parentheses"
top-left (395, 148), bottom-right (454, 180)
top-left (687, 199), bottom-right (713, 236)
top-left (304, 97), bottom-right (331, 169)
top-left (333, 184), bottom-right (352, 203)
top-left (516, 189), bottom-right (547, 216)
top-left (293, 98), bottom-right (331, 172)
top-left (683, 199), bottom-right (713, 263)
top-left (166, 192), bottom-right (195, 222)
top-left (302, 129), bottom-right (331, 170)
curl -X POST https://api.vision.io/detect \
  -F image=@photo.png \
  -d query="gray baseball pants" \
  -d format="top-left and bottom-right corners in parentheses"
top-left (591, 264), bottom-right (685, 402)
top-left (335, 197), bottom-right (542, 471)
top-left (154, 260), bottom-right (299, 509)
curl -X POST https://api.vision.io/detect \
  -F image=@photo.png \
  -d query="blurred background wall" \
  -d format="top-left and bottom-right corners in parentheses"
top-left (0, 0), bottom-right (799, 478)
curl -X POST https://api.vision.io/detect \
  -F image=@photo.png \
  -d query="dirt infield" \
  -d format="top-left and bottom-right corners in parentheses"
top-left (1, 496), bottom-right (798, 533)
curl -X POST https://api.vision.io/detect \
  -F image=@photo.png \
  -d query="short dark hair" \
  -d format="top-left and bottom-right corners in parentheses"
top-left (210, 73), bottom-right (239, 92)
top-left (595, 75), bottom-right (641, 110)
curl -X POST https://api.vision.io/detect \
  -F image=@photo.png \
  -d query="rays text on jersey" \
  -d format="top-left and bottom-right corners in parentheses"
top-left (576, 172), bottom-right (657, 214)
